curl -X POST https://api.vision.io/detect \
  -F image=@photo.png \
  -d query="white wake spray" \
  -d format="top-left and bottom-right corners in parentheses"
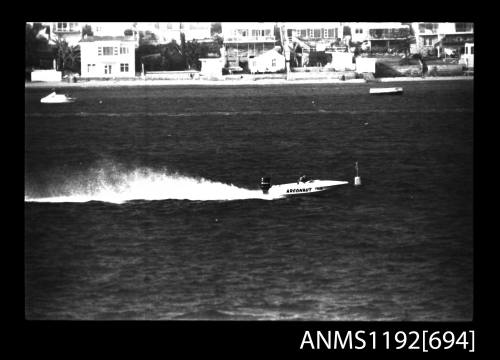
top-left (25, 167), bottom-right (279, 204)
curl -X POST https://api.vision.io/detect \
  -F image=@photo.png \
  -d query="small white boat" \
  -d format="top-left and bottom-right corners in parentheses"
top-left (40, 91), bottom-right (76, 104)
top-left (260, 176), bottom-right (348, 197)
top-left (369, 87), bottom-right (403, 95)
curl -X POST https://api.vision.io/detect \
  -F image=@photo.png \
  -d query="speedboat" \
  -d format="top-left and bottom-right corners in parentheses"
top-left (369, 87), bottom-right (403, 95)
top-left (260, 176), bottom-right (348, 197)
top-left (40, 91), bottom-right (76, 103)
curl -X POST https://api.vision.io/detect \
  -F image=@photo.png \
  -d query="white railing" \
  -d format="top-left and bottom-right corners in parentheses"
top-left (224, 36), bottom-right (276, 43)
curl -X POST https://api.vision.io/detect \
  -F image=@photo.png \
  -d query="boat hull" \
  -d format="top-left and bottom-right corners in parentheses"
top-left (40, 98), bottom-right (76, 104)
top-left (369, 87), bottom-right (403, 95)
top-left (267, 180), bottom-right (348, 197)
top-left (40, 92), bottom-right (76, 103)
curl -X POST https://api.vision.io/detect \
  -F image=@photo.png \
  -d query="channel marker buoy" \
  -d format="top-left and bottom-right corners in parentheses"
top-left (354, 161), bottom-right (362, 186)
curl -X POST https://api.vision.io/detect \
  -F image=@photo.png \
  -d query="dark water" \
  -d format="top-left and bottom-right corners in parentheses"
top-left (25, 81), bottom-right (473, 320)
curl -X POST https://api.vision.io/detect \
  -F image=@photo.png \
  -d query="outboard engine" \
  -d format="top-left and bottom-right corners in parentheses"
top-left (260, 177), bottom-right (272, 194)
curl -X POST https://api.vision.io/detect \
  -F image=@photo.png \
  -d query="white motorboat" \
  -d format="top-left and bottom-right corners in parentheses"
top-left (369, 87), bottom-right (403, 95)
top-left (259, 176), bottom-right (348, 197)
top-left (40, 91), bottom-right (76, 103)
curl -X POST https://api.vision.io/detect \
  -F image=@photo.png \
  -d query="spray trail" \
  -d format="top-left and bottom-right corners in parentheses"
top-left (25, 167), bottom-right (280, 204)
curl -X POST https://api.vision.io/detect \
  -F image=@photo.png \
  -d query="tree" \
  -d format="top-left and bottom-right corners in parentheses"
top-left (274, 24), bottom-right (281, 43)
top-left (54, 39), bottom-right (81, 73)
top-left (135, 43), bottom-right (162, 72)
top-left (212, 34), bottom-right (224, 47)
top-left (26, 23), bottom-right (51, 69)
top-left (163, 41), bottom-right (184, 70)
top-left (210, 22), bottom-right (221, 36)
top-left (183, 40), bottom-right (222, 71)
top-left (82, 24), bottom-right (93, 38)
top-left (308, 51), bottom-right (329, 67)
top-left (180, 31), bottom-right (188, 69)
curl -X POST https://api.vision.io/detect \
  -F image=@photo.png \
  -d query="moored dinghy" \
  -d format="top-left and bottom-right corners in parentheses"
top-left (40, 91), bottom-right (76, 103)
top-left (369, 87), bottom-right (403, 95)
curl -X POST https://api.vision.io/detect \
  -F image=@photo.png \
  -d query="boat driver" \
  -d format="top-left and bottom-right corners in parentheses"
top-left (298, 175), bottom-right (309, 183)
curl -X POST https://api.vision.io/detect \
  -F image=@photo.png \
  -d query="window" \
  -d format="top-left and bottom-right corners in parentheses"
top-left (423, 37), bottom-right (434, 46)
top-left (87, 64), bottom-right (95, 73)
top-left (120, 63), bottom-right (129, 72)
top-left (56, 22), bottom-right (78, 32)
top-left (120, 47), bottom-right (129, 54)
top-left (328, 28), bottom-right (337, 38)
top-left (56, 22), bottom-right (67, 31)
top-left (114, 47), bottom-right (118, 56)
top-left (313, 29), bottom-right (321, 38)
top-left (104, 64), bottom-right (112, 74)
top-left (356, 28), bottom-right (363, 34)
top-left (471, 46), bottom-right (474, 54)
top-left (419, 23), bottom-right (438, 33)
top-left (98, 47), bottom-right (102, 56)
top-left (103, 47), bottom-right (113, 56)
top-left (300, 29), bottom-right (307, 37)
top-left (455, 22), bottom-right (473, 33)
top-left (308, 29), bottom-right (314, 38)
top-left (272, 58), bottom-right (276, 67)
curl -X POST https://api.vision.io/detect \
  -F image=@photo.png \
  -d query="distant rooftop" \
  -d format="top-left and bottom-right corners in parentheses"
top-left (80, 35), bottom-right (135, 42)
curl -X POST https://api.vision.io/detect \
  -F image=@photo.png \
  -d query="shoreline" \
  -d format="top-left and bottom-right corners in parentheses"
top-left (25, 76), bottom-right (473, 88)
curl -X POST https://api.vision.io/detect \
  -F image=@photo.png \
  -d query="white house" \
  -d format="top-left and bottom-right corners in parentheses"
top-left (89, 22), bottom-right (135, 37)
top-left (355, 57), bottom-right (377, 73)
top-left (461, 42), bottom-right (474, 68)
top-left (326, 52), bottom-right (354, 71)
top-left (79, 36), bottom-right (136, 78)
top-left (248, 49), bottom-right (285, 74)
top-left (199, 47), bottom-right (226, 77)
top-left (182, 22), bottom-right (212, 41)
top-left (200, 58), bottom-right (224, 77)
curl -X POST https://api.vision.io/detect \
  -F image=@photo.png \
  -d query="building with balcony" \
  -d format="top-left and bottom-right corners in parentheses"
top-left (79, 36), bottom-right (136, 78)
top-left (280, 23), bottom-right (344, 67)
top-left (285, 22), bottom-right (343, 45)
top-left (346, 22), bottom-right (411, 53)
top-left (411, 22), bottom-right (474, 56)
top-left (83, 23), bottom-right (212, 46)
top-left (52, 22), bottom-right (82, 46)
top-left (181, 22), bottom-right (212, 42)
top-left (221, 22), bottom-right (277, 68)
top-left (131, 22), bottom-right (212, 44)
top-left (285, 22), bottom-right (343, 53)
top-left (85, 22), bottom-right (139, 47)
top-left (88, 22), bottom-right (136, 37)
